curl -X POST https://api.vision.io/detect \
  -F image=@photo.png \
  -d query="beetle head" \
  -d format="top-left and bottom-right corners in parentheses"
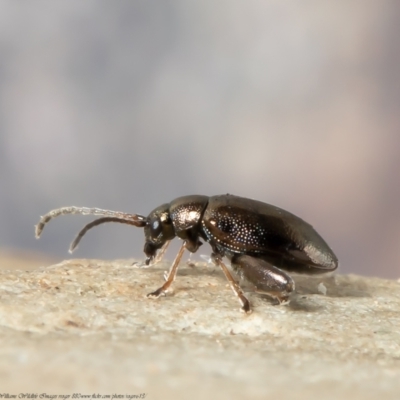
top-left (143, 203), bottom-right (176, 263)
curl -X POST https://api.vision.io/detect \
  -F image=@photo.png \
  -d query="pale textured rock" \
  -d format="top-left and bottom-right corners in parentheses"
top-left (0, 258), bottom-right (399, 399)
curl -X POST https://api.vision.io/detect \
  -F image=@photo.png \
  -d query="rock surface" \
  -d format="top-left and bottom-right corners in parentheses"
top-left (0, 258), bottom-right (399, 399)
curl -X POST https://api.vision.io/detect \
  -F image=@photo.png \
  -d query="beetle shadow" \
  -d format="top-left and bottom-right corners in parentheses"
top-left (172, 262), bottom-right (220, 277)
top-left (173, 264), bottom-right (322, 312)
top-left (149, 263), bottom-right (370, 313)
top-left (248, 272), bottom-right (371, 313)
top-left (255, 292), bottom-right (324, 312)
top-left (292, 274), bottom-right (371, 299)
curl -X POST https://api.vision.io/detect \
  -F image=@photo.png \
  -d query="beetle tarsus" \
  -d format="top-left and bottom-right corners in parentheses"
top-left (240, 298), bottom-right (252, 314)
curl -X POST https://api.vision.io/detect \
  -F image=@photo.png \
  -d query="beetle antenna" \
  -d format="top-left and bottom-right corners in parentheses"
top-left (69, 217), bottom-right (142, 253)
top-left (35, 206), bottom-right (147, 239)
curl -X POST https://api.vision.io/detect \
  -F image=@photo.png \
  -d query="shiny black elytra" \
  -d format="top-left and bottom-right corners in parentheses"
top-left (35, 194), bottom-right (338, 313)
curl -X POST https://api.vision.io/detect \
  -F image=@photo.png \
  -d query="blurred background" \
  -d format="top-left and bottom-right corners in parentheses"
top-left (0, 1), bottom-right (399, 278)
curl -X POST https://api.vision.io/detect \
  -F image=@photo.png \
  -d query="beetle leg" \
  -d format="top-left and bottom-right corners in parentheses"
top-left (134, 240), bottom-right (171, 268)
top-left (211, 253), bottom-right (251, 313)
top-left (151, 240), bottom-right (171, 266)
top-left (232, 255), bottom-right (294, 304)
top-left (147, 241), bottom-right (186, 298)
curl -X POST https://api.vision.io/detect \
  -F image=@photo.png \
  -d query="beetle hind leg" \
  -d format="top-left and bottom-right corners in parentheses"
top-left (232, 255), bottom-right (295, 304)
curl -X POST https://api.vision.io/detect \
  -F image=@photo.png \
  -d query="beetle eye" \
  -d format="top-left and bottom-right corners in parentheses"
top-left (150, 217), bottom-right (162, 238)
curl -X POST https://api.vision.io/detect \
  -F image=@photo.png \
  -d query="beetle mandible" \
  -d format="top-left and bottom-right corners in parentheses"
top-left (35, 194), bottom-right (338, 313)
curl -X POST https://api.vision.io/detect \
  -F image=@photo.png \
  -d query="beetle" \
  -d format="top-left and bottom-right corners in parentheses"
top-left (35, 194), bottom-right (338, 313)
